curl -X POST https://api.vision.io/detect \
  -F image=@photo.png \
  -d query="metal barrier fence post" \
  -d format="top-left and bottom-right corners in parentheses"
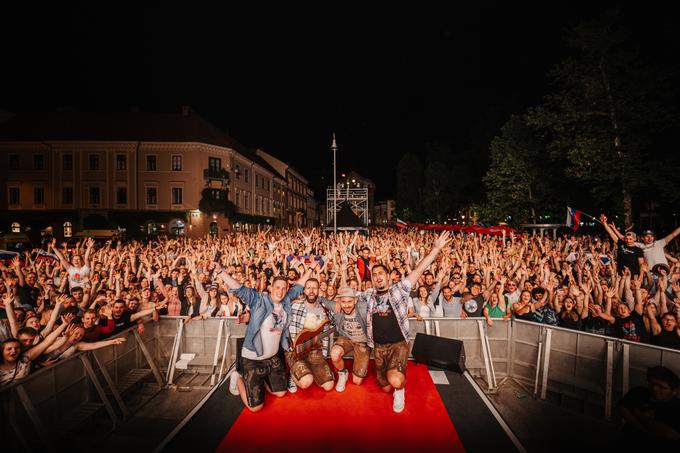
top-left (622, 343), bottom-right (630, 396)
top-left (79, 354), bottom-right (118, 427)
top-left (210, 319), bottom-right (225, 386)
top-left (540, 327), bottom-right (552, 400)
top-left (90, 350), bottom-right (130, 419)
top-left (134, 329), bottom-right (164, 386)
top-left (168, 319), bottom-right (185, 385)
top-left (604, 340), bottom-right (614, 420)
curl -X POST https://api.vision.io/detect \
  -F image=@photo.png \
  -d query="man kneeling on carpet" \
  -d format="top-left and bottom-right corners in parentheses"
top-left (285, 278), bottom-right (336, 393)
top-left (219, 266), bottom-right (313, 412)
top-left (329, 287), bottom-right (370, 392)
top-left (359, 231), bottom-right (452, 413)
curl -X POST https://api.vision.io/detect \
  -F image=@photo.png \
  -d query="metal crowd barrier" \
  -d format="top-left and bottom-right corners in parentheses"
top-left (1, 325), bottom-right (163, 452)
top-left (4, 314), bottom-right (680, 451)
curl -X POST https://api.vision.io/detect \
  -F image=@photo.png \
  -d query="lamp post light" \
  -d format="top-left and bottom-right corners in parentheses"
top-left (332, 133), bottom-right (338, 235)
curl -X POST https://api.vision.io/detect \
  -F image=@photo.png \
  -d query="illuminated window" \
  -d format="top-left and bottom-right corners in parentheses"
top-left (11, 222), bottom-right (20, 233)
top-left (63, 222), bottom-right (73, 238)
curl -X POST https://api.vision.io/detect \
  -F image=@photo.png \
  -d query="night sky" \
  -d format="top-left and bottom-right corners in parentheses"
top-left (3, 1), bottom-right (679, 199)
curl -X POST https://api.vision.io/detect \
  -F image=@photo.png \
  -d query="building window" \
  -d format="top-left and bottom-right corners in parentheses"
top-left (89, 154), bottom-right (100, 170)
top-left (9, 154), bottom-right (19, 170)
top-left (146, 155), bottom-right (157, 171)
top-left (116, 154), bottom-right (127, 170)
top-left (63, 222), bottom-right (73, 238)
top-left (62, 187), bottom-right (73, 205)
top-left (244, 191), bottom-right (250, 210)
top-left (62, 154), bottom-right (73, 171)
top-left (256, 195), bottom-right (261, 214)
top-left (235, 189), bottom-right (240, 206)
top-left (172, 155), bottom-right (183, 171)
top-left (146, 187), bottom-right (158, 205)
top-left (8, 187), bottom-right (20, 205)
top-left (11, 222), bottom-right (21, 233)
top-left (255, 174), bottom-right (260, 187)
top-left (116, 187), bottom-right (127, 205)
top-left (34, 154), bottom-right (45, 170)
top-left (34, 187), bottom-right (45, 205)
top-left (210, 188), bottom-right (221, 200)
top-left (235, 164), bottom-right (240, 180)
top-left (172, 187), bottom-right (183, 205)
top-left (245, 169), bottom-right (249, 183)
top-left (89, 187), bottom-right (100, 205)
top-left (209, 157), bottom-right (220, 172)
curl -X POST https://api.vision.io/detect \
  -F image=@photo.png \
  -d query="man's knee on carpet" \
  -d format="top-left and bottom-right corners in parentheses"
top-left (330, 345), bottom-right (344, 364)
top-left (319, 380), bottom-right (334, 391)
top-left (296, 373), bottom-right (314, 389)
top-left (387, 370), bottom-right (405, 389)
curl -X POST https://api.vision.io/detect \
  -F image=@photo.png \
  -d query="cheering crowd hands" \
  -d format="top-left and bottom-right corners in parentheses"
top-left (2, 223), bottom-right (680, 387)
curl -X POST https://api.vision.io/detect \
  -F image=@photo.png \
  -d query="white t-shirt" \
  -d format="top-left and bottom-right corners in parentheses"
top-left (241, 310), bottom-right (285, 360)
top-left (635, 239), bottom-right (667, 268)
top-left (67, 265), bottom-right (90, 289)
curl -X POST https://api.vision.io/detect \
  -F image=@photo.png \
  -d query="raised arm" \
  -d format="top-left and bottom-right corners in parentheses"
top-left (407, 231), bottom-right (452, 288)
top-left (50, 239), bottom-right (71, 270)
top-left (24, 316), bottom-right (72, 361)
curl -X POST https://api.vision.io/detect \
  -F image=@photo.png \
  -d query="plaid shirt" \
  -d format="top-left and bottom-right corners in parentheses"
top-left (359, 278), bottom-right (413, 347)
top-left (288, 298), bottom-right (333, 353)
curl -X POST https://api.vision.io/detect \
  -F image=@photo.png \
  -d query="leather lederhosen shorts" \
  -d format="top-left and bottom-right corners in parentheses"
top-left (333, 336), bottom-right (370, 378)
top-left (373, 340), bottom-right (409, 388)
top-left (285, 348), bottom-right (334, 386)
top-left (240, 354), bottom-right (287, 407)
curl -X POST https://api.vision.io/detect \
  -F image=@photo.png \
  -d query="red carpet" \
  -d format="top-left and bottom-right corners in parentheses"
top-left (217, 361), bottom-right (465, 453)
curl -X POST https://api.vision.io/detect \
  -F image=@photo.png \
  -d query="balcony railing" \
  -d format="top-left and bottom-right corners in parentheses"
top-left (204, 168), bottom-right (230, 181)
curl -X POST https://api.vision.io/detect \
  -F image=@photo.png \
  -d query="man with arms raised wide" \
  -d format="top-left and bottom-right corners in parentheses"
top-left (359, 231), bottom-right (451, 412)
top-left (218, 266), bottom-right (313, 412)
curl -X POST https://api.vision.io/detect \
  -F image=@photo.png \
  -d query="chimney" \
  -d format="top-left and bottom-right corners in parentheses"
top-left (181, 105), bottom-right (192, 116)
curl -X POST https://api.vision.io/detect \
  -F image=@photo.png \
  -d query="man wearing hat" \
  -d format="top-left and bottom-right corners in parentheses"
top-left (329, 287), bottom-right (370, 392)
top-left (635, 226), bottom-right (680, 269)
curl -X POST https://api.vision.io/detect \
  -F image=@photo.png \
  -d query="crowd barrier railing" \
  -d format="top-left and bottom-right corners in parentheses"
top-left (4, 315), bottom-right (680, 450)
top-left (1, 324), bottom-right (162, 452)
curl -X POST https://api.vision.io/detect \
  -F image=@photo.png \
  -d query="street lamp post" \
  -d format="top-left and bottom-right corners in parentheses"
top-left (332, 133), bottom-right (338, 235)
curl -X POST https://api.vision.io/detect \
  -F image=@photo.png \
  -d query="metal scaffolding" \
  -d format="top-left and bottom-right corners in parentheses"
top-left (326, 186), bottom-right (369, 225)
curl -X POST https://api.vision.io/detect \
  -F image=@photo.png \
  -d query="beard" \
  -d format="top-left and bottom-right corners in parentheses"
top-left (305, 294), bottom-right (318, 304)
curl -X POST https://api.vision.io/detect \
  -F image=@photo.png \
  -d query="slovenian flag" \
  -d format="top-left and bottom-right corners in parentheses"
top-left (36, 250), bottom-right (59, 262)
top-left (396, 218), bottom-right (408, 230)
top-left (566, 207), bottom-right (582, 231)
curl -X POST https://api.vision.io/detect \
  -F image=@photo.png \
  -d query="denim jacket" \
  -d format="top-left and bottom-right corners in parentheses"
top-left (230, 284), bottom-right (303, 357)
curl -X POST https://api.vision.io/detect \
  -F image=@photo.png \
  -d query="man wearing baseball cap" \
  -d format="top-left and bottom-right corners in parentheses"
top-left (328, 287), bottom-right (370, 392)
top-left (635, 226), bottom-right (680, 268)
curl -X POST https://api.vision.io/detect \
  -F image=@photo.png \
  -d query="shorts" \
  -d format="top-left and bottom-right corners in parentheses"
top-left (333, 336), bottom-right (370, 378)
top-left (285, 348), bottom-right (334, 386)
top-left (240, 354), bottom-right (287, 407)
top-left (374, 340), bottom-right (409, 388)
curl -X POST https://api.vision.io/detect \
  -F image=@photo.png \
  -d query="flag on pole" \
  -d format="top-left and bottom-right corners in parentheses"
top-left (36, 250), bottom-right (59, 262)
top-left (566, 207), bottom-right (582, 231)
top-left (396, 218), bottom-right (408, 230)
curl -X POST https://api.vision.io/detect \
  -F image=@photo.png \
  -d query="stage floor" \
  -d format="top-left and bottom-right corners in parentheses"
top-left (164, 362), bottom-right (521, 453)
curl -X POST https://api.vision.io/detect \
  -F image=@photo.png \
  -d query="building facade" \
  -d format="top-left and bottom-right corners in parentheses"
top-left (0, 110), bottom-right (292, 239)
top-left (256, 149), bottom-right (314, 227)
top-left (374, 199), bottom-right (396, 226)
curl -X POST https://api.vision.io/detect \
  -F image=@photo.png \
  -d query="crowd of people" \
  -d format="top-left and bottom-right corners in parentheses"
top-left (1, 223), bottom-right (679, 418)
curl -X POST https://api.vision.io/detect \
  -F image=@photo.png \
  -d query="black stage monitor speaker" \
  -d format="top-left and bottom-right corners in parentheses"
top-left (412, 333), bottom-right (466, 374)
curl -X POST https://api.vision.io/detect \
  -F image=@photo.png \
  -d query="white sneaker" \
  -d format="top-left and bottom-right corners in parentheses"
top-left (335, 369), bottom-right (349, 392)
top-left (288, 376), bottom-right (297, 393)
top-left (229, 371), bottom-right (240, 396)
top-left (393, 388), bottom-right (405, 413)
